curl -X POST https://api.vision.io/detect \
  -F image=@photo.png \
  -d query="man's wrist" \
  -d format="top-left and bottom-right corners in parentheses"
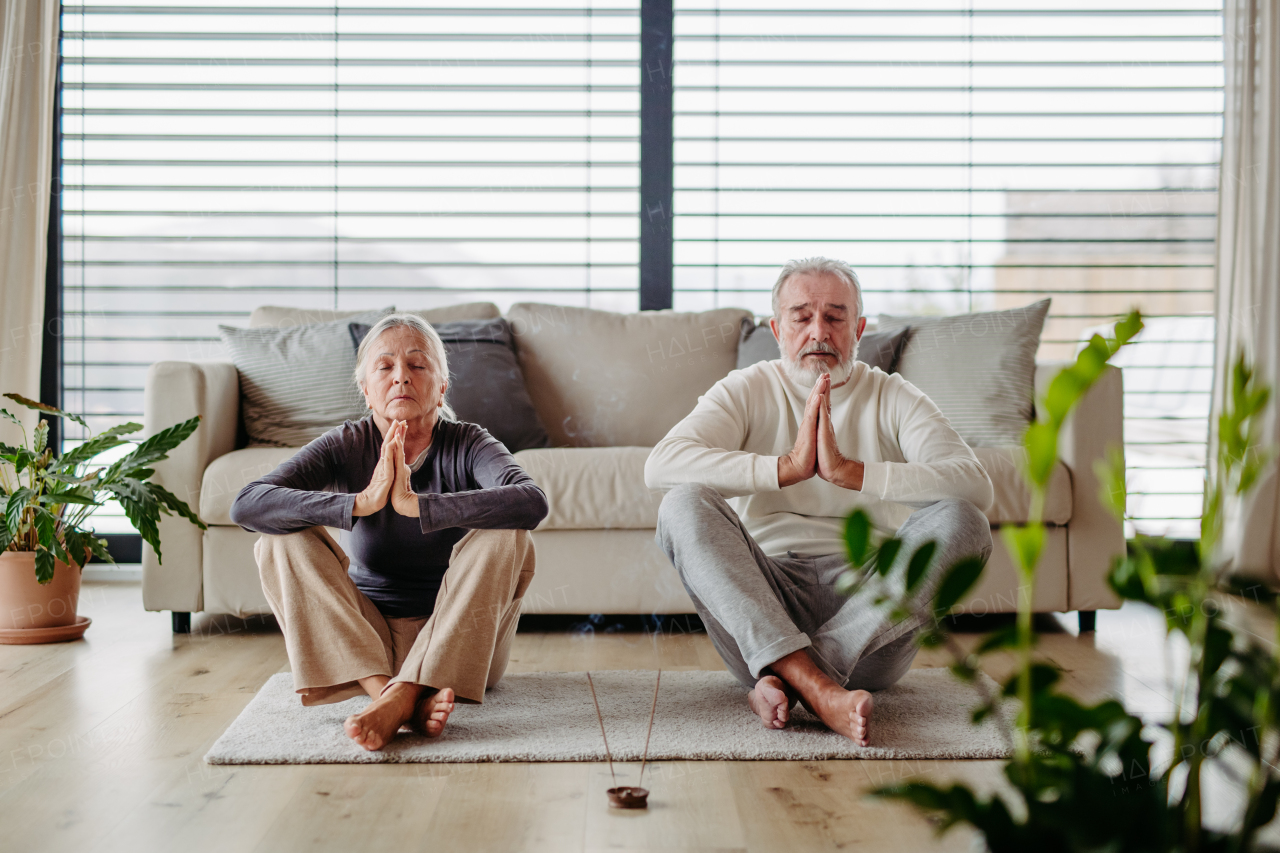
top-left (835, 459), bottom-right (865, 491)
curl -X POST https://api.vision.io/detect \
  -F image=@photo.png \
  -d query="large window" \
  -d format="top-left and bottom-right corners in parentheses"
top-left (672, 3), bottom-right (1222, 538)
top-left (60, 2), bottom-right (1221, 540)
top-left (59, 0), bottom-right (640, 532)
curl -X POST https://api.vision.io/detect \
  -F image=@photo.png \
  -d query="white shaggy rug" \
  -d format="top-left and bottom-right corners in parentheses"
top-left (205, 669), bottom-right (1012, 765)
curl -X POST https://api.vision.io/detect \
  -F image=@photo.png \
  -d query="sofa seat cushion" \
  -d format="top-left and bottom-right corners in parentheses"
top-left (514, 447), bottom-right (662, 530)
top-left (974, 447), bottom-right (1072, 525)
top-left (200, 447), bottom-right (302, 525)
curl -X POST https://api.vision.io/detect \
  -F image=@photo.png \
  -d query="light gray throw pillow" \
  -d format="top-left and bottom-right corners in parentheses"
top-left (877, 299), bottom-right (1051, 447)
top-left (220, 307), bottom-right (393, 447)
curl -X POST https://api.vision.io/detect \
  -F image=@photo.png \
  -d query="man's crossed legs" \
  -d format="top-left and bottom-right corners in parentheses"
top-left (656, 484), bottom-right (992, 745)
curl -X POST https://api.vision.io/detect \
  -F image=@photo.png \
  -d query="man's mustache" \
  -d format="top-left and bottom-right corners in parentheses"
top-left (799, 342), bottom-right (841, 358)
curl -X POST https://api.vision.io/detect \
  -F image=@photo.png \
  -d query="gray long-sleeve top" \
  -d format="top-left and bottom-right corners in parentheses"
top-left (230, 417), bottom-right (548, 618)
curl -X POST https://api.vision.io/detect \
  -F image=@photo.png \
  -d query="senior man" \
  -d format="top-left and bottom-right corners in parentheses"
top-left (645, 257), bottom-right (994, 746)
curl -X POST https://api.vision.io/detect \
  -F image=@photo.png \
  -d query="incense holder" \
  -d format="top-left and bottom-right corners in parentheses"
top-left (607, 786), bottom-right (650, 809)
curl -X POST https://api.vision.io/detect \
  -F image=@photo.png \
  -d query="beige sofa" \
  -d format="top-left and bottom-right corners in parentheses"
top-left (141, 302), bottom-right (1125, 633)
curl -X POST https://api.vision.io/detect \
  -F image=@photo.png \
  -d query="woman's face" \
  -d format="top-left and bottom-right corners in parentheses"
top-left (360, 326), bottom-right (447, 428)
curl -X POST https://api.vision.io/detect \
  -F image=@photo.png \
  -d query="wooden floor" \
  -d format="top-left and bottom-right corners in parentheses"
top-left (0, 581), bottom-right (1267, 853)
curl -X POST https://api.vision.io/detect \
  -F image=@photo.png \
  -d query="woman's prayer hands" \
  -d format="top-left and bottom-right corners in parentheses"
top-left (778, 373), bottom-right (864, 491)
top-left (352, 420), bottom-right (420, 518)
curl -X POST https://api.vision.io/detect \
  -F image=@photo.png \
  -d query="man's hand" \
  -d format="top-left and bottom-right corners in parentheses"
top-left (390, 427), bottom-right (420, 518)
top-left (816, 387), bottom-right (864, 491)
top-left (353, 420), bottom-right (409, 517)
top-left (778, 373), bottom-right (827, 487)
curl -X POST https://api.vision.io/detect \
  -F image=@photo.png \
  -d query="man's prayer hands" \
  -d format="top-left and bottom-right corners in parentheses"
top-left (778, 373), bottom-right (864, 491)
top-left (353, 420), bottom-right (421, 518)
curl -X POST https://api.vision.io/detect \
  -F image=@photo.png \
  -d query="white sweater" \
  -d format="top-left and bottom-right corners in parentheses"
top-left (644, 360), bottom-right (994, 558)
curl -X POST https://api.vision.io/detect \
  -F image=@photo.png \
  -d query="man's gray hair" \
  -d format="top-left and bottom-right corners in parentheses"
top-left (771, 257), bottom-right (863, 320)
top-left (353, 312), bottom-right (456, 422)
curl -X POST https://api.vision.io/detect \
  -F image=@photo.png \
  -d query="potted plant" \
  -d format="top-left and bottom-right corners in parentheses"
top-left (0, 393), bottom-right (206, 644)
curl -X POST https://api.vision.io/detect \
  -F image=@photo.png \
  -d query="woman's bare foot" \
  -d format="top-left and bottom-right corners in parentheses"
top-left (409, 688), bottom-right (456, 738)
top-left (809, 686), bottom-right (874, 746)
top-left (748, 675), bottom-right (793, 729)
top-left (343, 682), bottom-right (421, 751)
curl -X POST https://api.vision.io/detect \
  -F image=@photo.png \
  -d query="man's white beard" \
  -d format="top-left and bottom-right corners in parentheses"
top-left (780, 340), bottom-right (858, 388)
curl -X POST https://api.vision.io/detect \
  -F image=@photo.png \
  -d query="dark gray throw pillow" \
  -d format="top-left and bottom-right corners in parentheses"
top-left (350, 318), bottom-right (551, 453)
top-left (736, 318), bottom-right (911, 374)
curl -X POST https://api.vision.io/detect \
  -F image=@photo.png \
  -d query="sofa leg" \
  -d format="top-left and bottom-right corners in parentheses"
top-left (1078, 610), bottom-right (1097, 633)
top-left (172, 612), bottom-right (191, 634)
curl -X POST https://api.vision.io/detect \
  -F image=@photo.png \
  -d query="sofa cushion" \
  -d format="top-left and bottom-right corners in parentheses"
top-left (507, 303), bottom-right (753, 447)
top-left (219, 308), bottom-right (392, 447)
top-left (975, 447), bottom-right (1072, 525)
top-left (514, 447), bottom-right (661, 530)
top-left (249, 303), bottom-right (501, 329)
top-left (737, 319), bottom-right (911, 374)
top-left (200, 446), bottom-right (301, 525)
top-left (878, 299), bottom-right (1051, 447)
top-left (350, 318), bottom-right (551, 453)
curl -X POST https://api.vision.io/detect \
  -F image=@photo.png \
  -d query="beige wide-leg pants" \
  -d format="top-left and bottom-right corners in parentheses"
top-left (256, 526), bottom-right (535, 706)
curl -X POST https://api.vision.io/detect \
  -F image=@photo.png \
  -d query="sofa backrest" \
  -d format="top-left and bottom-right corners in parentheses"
top-left (507, 302), bottom-right (752, 447)
top-left (248, 302), bottom-right (501, 328)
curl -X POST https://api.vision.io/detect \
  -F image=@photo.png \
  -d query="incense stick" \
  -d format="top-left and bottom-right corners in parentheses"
top-left (638, 669), bottom-right (661, 789)
top-left (585, 672), bottom-right (616, 786)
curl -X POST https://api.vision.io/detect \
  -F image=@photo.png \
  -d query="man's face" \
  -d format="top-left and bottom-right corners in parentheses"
top-left (768, 271), bottom-right (867, 388)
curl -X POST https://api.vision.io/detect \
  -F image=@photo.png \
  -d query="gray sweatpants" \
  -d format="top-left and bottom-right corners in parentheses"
top-left (655, 484), bottom-right (993, 692)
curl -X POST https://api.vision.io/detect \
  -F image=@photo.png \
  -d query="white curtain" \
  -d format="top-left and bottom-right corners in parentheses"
top-left (1213, 0), bottom-right (1280, 579)
top-left (0, 0), bottom-right (58, 447)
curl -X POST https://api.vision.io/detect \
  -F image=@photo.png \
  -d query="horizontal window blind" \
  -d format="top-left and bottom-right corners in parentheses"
top-left (60, 1), bottom-right (640, 532)
top-left (672, 1), bottom-right (1223, 538)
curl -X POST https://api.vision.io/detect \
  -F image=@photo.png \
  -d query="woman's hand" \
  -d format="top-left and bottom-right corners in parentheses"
top-left (390, 428), bottom-right (420, 518)
top-left (353, 420), bottom-right (407, 517)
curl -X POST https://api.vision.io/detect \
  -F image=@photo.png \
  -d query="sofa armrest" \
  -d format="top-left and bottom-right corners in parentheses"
top-left (1035, 360), bottom-right (1126, 611)
top-left (141, 360), bottom-right (240, 613)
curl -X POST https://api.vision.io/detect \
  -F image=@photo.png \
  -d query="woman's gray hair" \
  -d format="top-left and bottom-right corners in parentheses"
top-left (353, 312), bottom-right (456, 422)
top-left (771, 257), bottom-right (863, 320)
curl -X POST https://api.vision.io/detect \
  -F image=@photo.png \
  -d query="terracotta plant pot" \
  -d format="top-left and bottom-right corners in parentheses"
top-left (0, 551), bottom-right (91, 643)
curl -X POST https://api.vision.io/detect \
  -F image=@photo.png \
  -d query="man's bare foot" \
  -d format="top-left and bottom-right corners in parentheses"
top-left (748, 675), bottom-right (793, 730)
top-left (810, 686), bottom-right (874, 746)
top-left (409, 688), bottom-right (456, 738)
top-left (343, 682), bottom-right (420, 751)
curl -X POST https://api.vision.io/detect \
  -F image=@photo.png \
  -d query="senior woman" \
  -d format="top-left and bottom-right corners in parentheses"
top-left (230, 313), bottom-right (548, 751)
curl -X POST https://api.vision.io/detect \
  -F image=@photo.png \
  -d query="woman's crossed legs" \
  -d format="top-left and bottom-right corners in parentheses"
top-left (256, 526), bottom-right (536, 750)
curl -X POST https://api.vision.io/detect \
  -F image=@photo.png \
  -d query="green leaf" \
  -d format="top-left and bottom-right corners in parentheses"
top-left (2, 393), bottom-right (89, 429)
top-left (147, 482), bottom-right (207, 531)
top-left (38, 491), bottom-right (99, 507)
top-left (54, 423), bottom-right (142, 472)
top-left (0, 408), bottom-right (20, 426)
top-left (5, 488), bottom-right (34, 533)
top-left (933, 556), bottom-right (985, 616)
top-left (34, 547), bottom-right (55, 584)
top-left (1093, 443), bottom-right (1128, 522)
top-left (33, 420), bottom-right (48, 454)
top-left (1000, 524), bottom-right (1045, 579)
top-left (1023, 421), bottom-right (1059, 490)
top-left (844, 510), bottom-right (872, 567)
top-left (905, 541), bottom-right (937, 594)
top-left (110, 416), bottom-right (200, 476)
top-left (874, 538), bottom-right (902, 578)
top-left (107, 479), bottom-right (163, 561)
